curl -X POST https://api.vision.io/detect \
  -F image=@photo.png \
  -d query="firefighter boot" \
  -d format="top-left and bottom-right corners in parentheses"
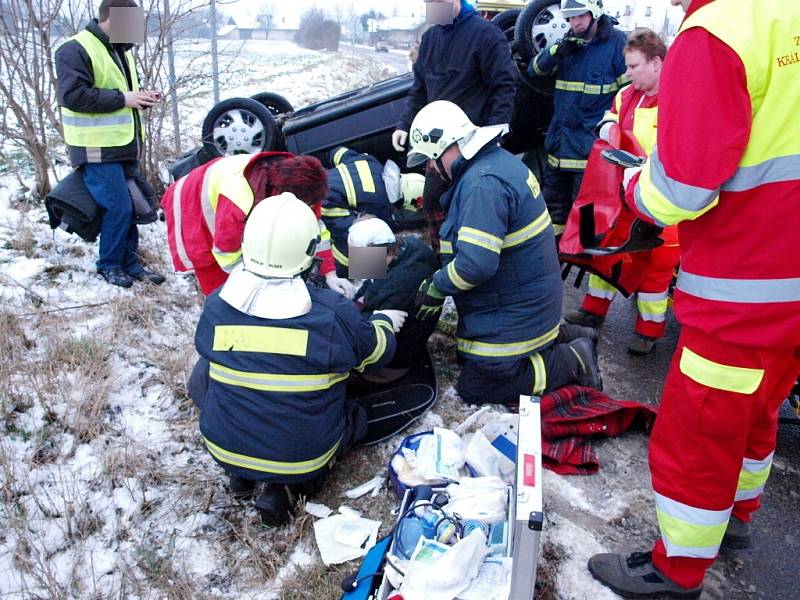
top-left (568, 338), bottom-right (603, 390)
top-left (588, 551), bottom-right (703, 599)
top-left (255, 484), bottom-right (293, 527)
top-left (228, 475), bottom-right (256, 499)
top-left (565, 307), bottom-right (605, 329)
top-left (628, 333), bottom-right (657, 356)
top-left (721, 516), bottom-right (751, 550)
top-left (557, 322), bottom-right (599, 347)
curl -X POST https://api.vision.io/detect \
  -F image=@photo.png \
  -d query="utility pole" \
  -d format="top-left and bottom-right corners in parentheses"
top-left (210, 0), bottom-right (220, 105)
top-left (164, 0), bottom-right (182, 154)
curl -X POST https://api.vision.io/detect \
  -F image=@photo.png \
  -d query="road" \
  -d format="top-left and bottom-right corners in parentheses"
top-left (340, 42), bottom-right (411, 76)
top-left (562, 275), bottom-right (800, 600)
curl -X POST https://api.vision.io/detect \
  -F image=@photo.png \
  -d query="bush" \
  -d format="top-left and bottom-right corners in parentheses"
top-left (295, 8), bottom-right (340, 51)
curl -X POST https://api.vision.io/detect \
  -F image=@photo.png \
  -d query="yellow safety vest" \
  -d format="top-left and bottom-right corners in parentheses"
top-left (60, 30), bottom-right (139, 148)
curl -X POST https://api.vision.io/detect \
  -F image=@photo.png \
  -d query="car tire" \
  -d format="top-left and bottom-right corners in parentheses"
top-left (514, 0), bottom-right (568, 63)
top-left (202, 97), bottom-right (278, 157)
top-left (250, 92), bottom-right (294, 116)
top-left (491, 9), bottom-right (521, 43)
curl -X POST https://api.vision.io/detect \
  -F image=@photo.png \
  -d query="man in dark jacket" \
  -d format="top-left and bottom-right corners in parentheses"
top-left (392, 0), bottom-right (518, 253)
top-left (529, 0), bottom-right (627, 235)
top-left (55, 0), bottom-right (164, 288)
top-left (408, 100), bottom-right (603, 406)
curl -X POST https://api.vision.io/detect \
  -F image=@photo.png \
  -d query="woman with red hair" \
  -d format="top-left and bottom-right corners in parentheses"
top-left (162, 152), bottom-right (352, 296)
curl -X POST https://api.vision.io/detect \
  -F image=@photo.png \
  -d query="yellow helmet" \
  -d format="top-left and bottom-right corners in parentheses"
top-left (400, 173), bottom-right (426, 209)
top-left (242, 192), bottom-right (320, 278)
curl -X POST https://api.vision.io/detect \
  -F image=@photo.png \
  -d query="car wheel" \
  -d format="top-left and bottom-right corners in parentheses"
top-left (250, 92), bottom-right (294, 117)
top-left (202, 97), bottom-right (278, 157)
top-left (514, 0), bottom-right (568, 63)
top-left (491, 9), bottom-right (521, 43)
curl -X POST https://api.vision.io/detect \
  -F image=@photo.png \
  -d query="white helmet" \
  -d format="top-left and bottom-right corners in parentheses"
top-left (560, 0), bottom-right (604, 19)
top-left (242, 192), bottom-right (320, 278)
top-left (407, 100), bottom-right (477, 168)
top-left (400, 173), bottom-right (426, 205)
top-left (348, 217), bottom-right (396, 248)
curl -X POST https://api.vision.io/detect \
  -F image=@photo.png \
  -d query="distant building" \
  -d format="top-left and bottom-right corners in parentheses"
top-left (372, 15), bottom-right (422, 49)
top-left (219, 16), bottom-right (267, 40)
top-left (269, 14), bottom-right (300, 42)
top-left (603, 1), bottom-right (681, 36)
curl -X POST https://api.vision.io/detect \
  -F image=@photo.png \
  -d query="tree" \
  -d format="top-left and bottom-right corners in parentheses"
top-left (296, 7), bottom-right (340, 51)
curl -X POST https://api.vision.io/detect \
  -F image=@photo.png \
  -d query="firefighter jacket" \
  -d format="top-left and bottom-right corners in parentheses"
top-left (55, 20), bottom-right (143, 167)
top-left (322, 147), bottom-right (395, 270)
top-left (162, 152), bottom-right (335, 277)
top-left (530, 18), bottom-right (628, 171)
top-left (195, 285), bottom-right (397, 482)
top-left (627, 0), bottom-right (800, 349)
top-left (434, 143), bottom-right (563, 362)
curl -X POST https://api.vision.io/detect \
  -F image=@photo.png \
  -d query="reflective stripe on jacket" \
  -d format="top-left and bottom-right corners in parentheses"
top-left (435, 144), bottom-right (563, 361)
top-left (195, 285), bottom-right (396, 481)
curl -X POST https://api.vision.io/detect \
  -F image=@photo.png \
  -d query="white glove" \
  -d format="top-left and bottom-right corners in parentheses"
top-left (623, 166), bottom-right (642, 190)
top-left (391, 129), bottom-right (408, 152)
top-left (325, 273), bottom-right (356, 299)
top-left (598, 121), bottom-right (614, 143)
top-left (373, 309), bottom-right (408, 332)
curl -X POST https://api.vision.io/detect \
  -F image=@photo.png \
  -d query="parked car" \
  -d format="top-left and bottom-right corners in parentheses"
top-left (375, 41), bottom-right (390, 52)
top-left (170, 1), bottom-right (565, 181)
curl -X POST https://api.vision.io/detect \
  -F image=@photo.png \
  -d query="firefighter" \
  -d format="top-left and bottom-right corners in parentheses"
top-left (321, 146), bottom-right (426, 277)
top-left (189, 193), bottom-right (406, 526)
top-left (528, 0), bottom-right (628, 235)
top-left (565, 29), bottom-right (681, 356)
top-left (588, 0), bottom-right (800, 597)
top-left (408, 101), bottom-right (602, 406)
top-left (161, 152), bottom-right (353, 297)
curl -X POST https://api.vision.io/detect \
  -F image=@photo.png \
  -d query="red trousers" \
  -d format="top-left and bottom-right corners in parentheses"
top-left (194, 263), bottom-right (228, 296)
top-left (649, 325), bottom-right (800, 589)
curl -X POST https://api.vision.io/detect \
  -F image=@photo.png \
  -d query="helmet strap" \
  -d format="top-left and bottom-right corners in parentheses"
top-left (435, 157), bottom-right (451, 186)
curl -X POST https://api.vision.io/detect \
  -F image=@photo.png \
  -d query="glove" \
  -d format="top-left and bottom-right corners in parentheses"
top-left (325, 273), bottom-right (356, 299)
top-left (623, 166), bottom-right (642, 190)
top-left (373, 309), bottom-right (408, 333)
top-left (414, 278), bottom-right (445, 321)
top-left (549, 36), bottom-right (585, 59)
top-left (392, 130), bottom-right (408, 152)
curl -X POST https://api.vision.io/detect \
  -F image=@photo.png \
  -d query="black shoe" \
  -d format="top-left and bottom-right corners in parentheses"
top-left (628, 333), bottom-right (657, 356)
top-left (254, 484), bottom-right (293, 527)
top-left (129, 268), bottom-right (166, 285)
top-left (229, 475), bottom-right (256, 499)
top-left (588, 551), bottom-right (703, 599)
top-left (100, 268), bottom-right (134, 288)
top-left (568, 337), bottom-right (603, 390)
top-left (564, 308), bottom-right (605, 329)
top-left (721, 516), bottom-right (751, 550)
top-left (557, 322), bottom-right (599, 346)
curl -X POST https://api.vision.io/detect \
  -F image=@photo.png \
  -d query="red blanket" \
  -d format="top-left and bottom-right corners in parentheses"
top-left (541, 386), bottom-right (657, 475)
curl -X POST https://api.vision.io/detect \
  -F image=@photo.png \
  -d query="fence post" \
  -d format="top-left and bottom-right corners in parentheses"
top-left (210, 0), bottom-right (220, 105)
top-left (164, 0), bottom-right (182, 154)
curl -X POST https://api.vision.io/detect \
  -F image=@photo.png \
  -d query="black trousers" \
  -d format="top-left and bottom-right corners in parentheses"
top-left (542, 164), bottom-right (584, 227)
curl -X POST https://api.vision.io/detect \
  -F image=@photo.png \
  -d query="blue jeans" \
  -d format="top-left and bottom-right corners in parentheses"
top-left (82, 162), bottom-right (141, 273)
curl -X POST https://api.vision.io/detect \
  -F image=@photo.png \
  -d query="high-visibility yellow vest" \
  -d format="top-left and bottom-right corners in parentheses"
top-left (60, 30), bottom-right (139, 148)
top-left (679, 0), bottom-right (800, 177)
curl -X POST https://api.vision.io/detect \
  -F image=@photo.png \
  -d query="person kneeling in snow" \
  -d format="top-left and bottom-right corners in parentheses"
top-left (188, 193), bottom-right (406, 526)
top-left (161, 152), bottom-right (353, 297)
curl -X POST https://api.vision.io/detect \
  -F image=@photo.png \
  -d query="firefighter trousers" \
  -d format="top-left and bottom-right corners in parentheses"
top-left (648, 325), bottom-right (800, 589)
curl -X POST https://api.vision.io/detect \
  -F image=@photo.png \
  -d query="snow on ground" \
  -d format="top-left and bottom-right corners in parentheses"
top-left (0, 41), bottom-right (669, 600)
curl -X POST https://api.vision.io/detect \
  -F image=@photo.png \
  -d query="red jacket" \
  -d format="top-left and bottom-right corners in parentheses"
top-left (162, 152), bottom-right (334, 277)
top-left (626, 2), bottom-right (800, 348)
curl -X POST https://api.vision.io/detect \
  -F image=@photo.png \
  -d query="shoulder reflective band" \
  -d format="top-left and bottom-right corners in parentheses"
top-left (213, 325), bottom-right (309, 356)
top-left (204, 436), bottom-right (339, 475)
top-left (209, 362), bottom-right (348, 392)
top-left (679, 346), bottom-right (764, 394)
top-left (654, 491), bottom-right (730, 559)
top-left (336, 164), bottom-right (357, 208)
top-left (354, 161), bottom-right (376, 193)
top-left (333, 147), bottom-right (348, 166)
top-left (457, 324), bottom-right (560, 358)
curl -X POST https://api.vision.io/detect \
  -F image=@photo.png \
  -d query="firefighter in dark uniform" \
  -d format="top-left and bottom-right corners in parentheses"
top-left (189, 193), bottom-right (406, 526)
top-left (408, 101), bottom-right (602, 405)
